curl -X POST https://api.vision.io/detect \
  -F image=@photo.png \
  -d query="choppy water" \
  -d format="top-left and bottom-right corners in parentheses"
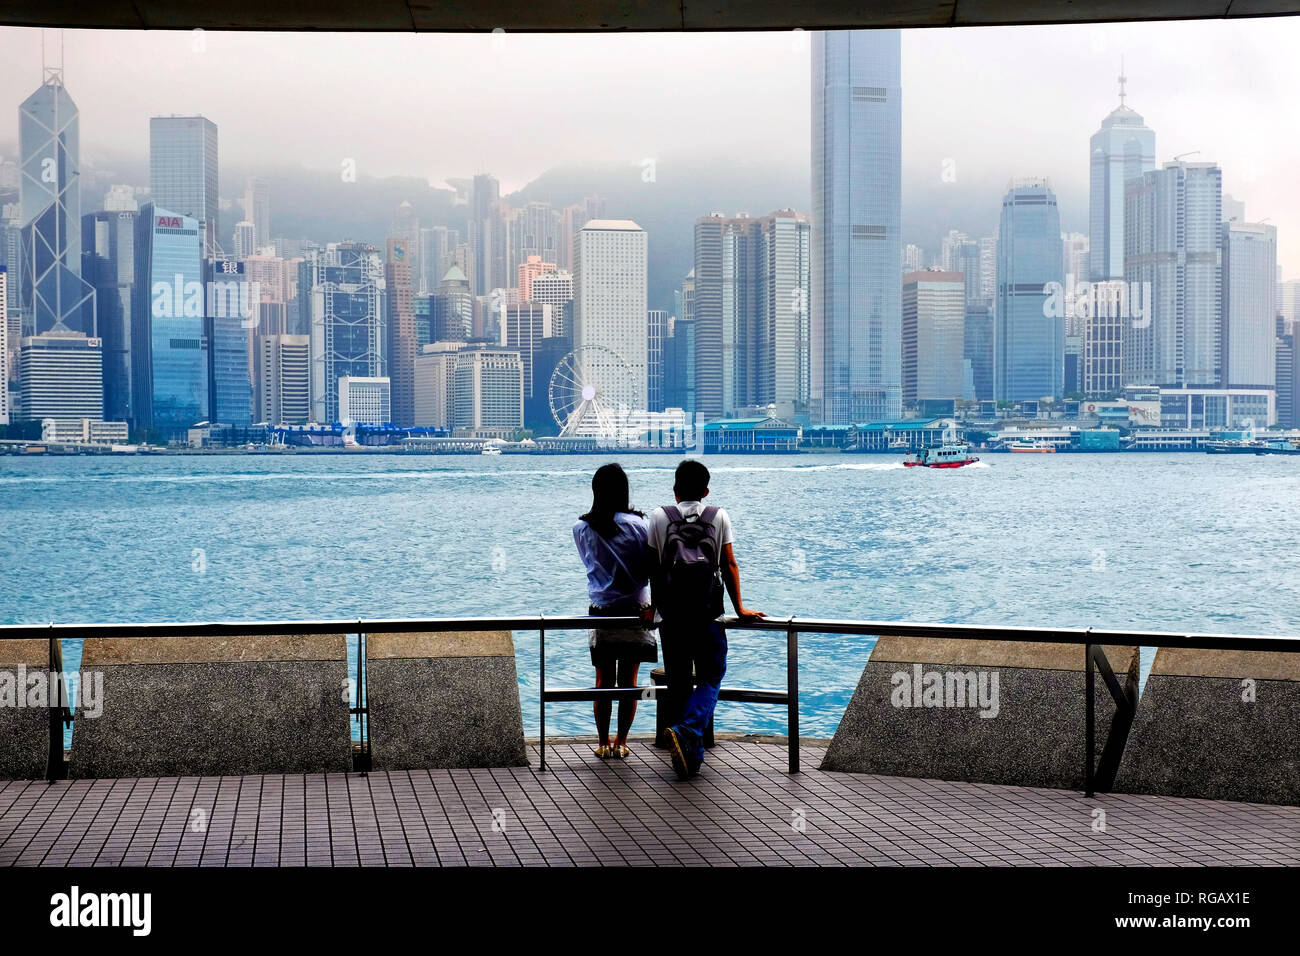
top-left (2, 451), bottom-right (1298, 744)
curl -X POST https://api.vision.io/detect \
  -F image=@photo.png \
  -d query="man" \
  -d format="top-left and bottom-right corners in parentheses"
top-left (648, 459), bottom-right (765, 780)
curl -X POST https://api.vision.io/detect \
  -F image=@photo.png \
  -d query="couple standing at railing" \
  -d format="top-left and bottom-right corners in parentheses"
top-left (572, 459), bottom-right (766, 780)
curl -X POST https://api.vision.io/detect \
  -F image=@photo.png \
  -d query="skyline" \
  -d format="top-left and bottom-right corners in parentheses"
top-left (0, 22), bottom-right (1297, 277)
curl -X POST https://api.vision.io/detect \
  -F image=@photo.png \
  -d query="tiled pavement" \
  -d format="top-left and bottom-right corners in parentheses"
top-left (1, 738), bottom-right (1297, 867)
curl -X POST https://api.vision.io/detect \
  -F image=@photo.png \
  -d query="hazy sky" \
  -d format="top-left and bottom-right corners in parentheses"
top-left (1, 20), bottom-right (1297, 275)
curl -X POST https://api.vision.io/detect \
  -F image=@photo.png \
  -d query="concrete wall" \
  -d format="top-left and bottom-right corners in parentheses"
top-left (1115, 647), bottom-right (1300, 805)
top-left (366, 630), bottom-right (528, 769)
top-left (822, 636), bottom-right (1138, 791)
top-left (71, 634), bottom-right (351, 778)
top-left (0, 639), bottom-right (60, 780)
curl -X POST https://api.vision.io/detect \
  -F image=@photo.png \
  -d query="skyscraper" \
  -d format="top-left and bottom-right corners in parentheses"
top-left (574, 219), bottom-right (649, 411)
top-left (231, 221), bottom-right (256, 260)
top-left (385, 237), bottom-right (417, 427)
top-left (19, 329), bottom-right (103, 422)
top-left (82, 208), bottom-right (137, 422)
top-left (132, 204), bottom-right (208, 437)
top-left (1089, 71), bottom-right (1156, 284)
top-left (254, 334), bottom-right (310, 425)
top-left (305, 242), bottom-right (386, 424)
top-left (19, 67), bottom-right (95, 336)
top-left (207, 257), bottom-right (253, 427)
top-left (995, 180), bottom-right (1064, 403)
top-left (903, 270), bottom-right (967, 406)
top-left (693, 210), bottom-right (812, 419)
top-left (811, 29), bottom-right (902, 424)
top-left (529, 269), bottom-right (574, 340)
top-left (1086, 72), bottom-right (1155, 397)
top-left (1124, 161), bottom-right (1222, 388)
top-left (243, 176), bottom-right (270, 252)
top-left (1221, 221), bottom-right (1277, 393)
top-left (149, 116), bottom-right (219, 258)
top-left (647, 308), bottom-right (668, 412)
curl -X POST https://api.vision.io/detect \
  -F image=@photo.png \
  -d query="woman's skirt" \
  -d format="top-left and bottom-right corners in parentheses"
top-left (589, 600), bottom-right (657, 667)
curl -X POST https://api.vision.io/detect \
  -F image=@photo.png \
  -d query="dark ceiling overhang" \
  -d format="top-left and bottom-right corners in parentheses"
top-left (2, 1), bottom-right (1298, 33)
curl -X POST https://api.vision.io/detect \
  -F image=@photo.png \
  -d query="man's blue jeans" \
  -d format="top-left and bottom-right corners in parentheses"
top-left (660, 618), bottom-right (727, 765)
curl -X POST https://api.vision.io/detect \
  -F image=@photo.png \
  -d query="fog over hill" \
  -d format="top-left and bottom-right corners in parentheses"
top-left (9, 139), bottom-right (1086, 315)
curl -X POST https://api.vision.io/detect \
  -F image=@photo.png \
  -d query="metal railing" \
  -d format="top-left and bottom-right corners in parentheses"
top-left (2, 614), bottom-right (1299, 794)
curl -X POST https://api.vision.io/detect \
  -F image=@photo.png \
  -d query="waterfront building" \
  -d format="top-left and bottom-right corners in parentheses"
top-left (963, 298), bottom-right (994, 402)
top-left (574, 219), bottom-right (649, 411)
top-left (149, 116), bottom-right (219, 257)
top-left (254, 333), bottom-right (309, 425)
top-left (1152, 386), bottom-right (1272, 430)
top-left (664, 315), bottom-right (697, 417)
top-left (304, 241), bottom-right (386, 425)
top-left (1124, 161), bottom-right (1222, 389)
top-left (338, 375), bottom-right (390, 425)
top-left (19, 329), bottom-right (103, 421)
top-left (413, 341), bottom-right (464, 429)
top-left (1275, 331), bottom-right (1295, 428)
top-left (700, 416), bottom-right (799, 454)
top-left (19, 68), bottom-right (95, 337)
top-left (206, 257), bottom-right (253, 426)
top-left (647, 308), bottom-right (668, 413)
top-left (132, 203), bottom-right (208, 437)
top-left (812, 29), bottom-right (903, 424)
top-left (995, 179), bottom-right (1064, 402)
top-left (903, 270), bottom-right (967, 406)
top-left (452, 345), bottom-right (523, 438)
top-left (1221, 221), bottom-right (1277, 395)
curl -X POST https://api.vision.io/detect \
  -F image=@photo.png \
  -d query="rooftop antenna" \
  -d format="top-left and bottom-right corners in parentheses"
top-left (40, 28), bottom-right (64, 85)
top-left (1118, 56), bottom-right (1127, 107)
top-left (1172, 151), bottom-right (1201, 162)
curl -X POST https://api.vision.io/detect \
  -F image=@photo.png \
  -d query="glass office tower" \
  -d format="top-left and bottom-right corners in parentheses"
top-left (811, 29), bottom-right (902, 424)
top-left (132, 203), bottom-right (209, 437)
top-left (995, 180), bottom-right (1064, 402)
top-left (19, 69), bottom-right (95, 336)
top-left (149, 116), bottom-right (220, 258)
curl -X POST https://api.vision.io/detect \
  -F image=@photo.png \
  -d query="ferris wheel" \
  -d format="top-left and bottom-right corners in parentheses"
top-left (549, 346), bottom-right (638, 439)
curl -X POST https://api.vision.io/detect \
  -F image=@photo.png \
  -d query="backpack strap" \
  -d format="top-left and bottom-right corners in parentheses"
top-left (663, 505), bottom-right (683, 523)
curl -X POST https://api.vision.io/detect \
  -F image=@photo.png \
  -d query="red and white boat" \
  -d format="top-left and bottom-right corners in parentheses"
top-left (903, 443), bottom-right (980, 468)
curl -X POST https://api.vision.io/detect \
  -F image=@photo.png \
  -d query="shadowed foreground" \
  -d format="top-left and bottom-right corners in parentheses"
top-left (2, 739), bottom-right (1296, 867)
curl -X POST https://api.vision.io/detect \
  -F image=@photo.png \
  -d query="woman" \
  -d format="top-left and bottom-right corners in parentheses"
top-left (573, 463), bottom-right (656, 759)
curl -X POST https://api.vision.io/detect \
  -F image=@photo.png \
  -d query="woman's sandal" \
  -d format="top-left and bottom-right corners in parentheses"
top-left (615, 745), bottom-right (631, 759)
top-left (593, 744), bottom-right (613, 759)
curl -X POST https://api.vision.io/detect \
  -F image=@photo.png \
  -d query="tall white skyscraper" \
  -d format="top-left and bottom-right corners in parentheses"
top-left (1089, 70), bottom-right (1156, 283)
top-left (1086, 71), bottom-right (1155, 398)
top-left (1221, 221), bottom-right (1277, 393)
top-left (573, 219), bottom-right (649, 411)
top-left (1125, 161), bottom-right (1222, 389)
top-left (812, 29), bottom-right (902, 424)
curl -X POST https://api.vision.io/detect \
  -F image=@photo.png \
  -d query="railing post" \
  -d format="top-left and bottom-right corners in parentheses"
top-left (787, 617), bottom-right (799, 774)
top-left (1084, 638), bottom-right (1095, 798)
top-left (538, 616), bottom-right (546, 773)
top-left (47, 625), bottom-right (60, 784)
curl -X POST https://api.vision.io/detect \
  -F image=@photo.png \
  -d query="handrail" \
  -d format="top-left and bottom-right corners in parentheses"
top-left (3, 613), bottom-right (1298, 652)
top-left (9, 613), bottom-right (1299, 790)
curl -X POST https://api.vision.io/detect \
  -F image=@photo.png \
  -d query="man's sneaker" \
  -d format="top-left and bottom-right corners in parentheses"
top-left (663, 726), bottom-right (690, 780)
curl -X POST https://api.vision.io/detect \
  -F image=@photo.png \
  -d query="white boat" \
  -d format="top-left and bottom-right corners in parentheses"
top-left (480, 445), bottom-right (502, 456)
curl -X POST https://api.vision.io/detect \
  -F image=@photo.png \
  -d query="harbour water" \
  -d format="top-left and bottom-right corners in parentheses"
top-left (3, 452), bottom-right (1298, 743)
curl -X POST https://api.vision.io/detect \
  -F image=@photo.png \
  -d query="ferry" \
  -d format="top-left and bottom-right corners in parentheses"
top-left (904, 443), bottom-right (980, 468)
top-left (480, 445), bottom-right (503, 456)
top-left (1007, 438), bottom-right (1057, 453)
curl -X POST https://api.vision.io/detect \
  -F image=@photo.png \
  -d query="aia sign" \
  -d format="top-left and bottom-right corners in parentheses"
top-left (157, 216), bottom-right (183, 228)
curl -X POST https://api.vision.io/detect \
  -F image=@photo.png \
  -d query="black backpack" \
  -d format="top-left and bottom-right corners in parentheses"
top-left (657, 505), bottom-right (723, 621)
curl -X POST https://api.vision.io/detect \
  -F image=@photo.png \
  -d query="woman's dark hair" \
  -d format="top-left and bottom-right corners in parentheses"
top-left (579, 463), bottom-right (644, 539)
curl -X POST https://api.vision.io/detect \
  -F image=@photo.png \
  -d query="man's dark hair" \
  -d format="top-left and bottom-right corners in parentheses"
top-left (673, 459), bottom-right (710, 501)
